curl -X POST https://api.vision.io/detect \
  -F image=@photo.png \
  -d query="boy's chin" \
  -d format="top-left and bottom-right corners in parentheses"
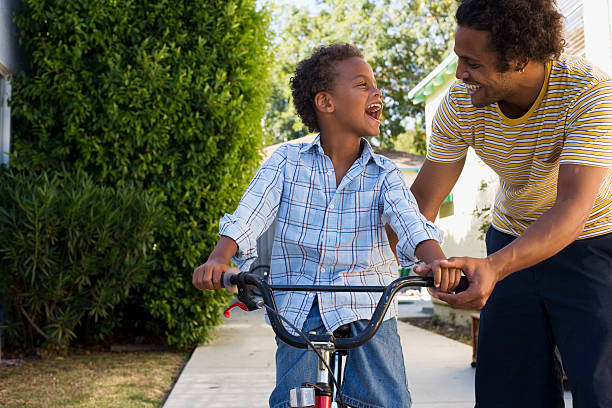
top-left (364, 127), bottom-right (380, 137)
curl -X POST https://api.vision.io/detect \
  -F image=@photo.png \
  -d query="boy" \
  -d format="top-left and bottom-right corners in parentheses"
top-left (193, 43), bottom-right (460, 408)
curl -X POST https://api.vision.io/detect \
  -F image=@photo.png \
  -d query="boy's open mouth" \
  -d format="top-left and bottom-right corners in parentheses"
top-left (366, 102), bottom-right (383, 123)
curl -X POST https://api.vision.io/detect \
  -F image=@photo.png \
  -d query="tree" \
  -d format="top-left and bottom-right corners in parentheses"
top-left (263, 0), bottom-right (456, 149)
top-left (10, 0), bottom-right (271, 347)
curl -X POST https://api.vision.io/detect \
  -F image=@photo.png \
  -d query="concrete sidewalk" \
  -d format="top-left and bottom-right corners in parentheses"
top-left (164, 301), bottom-right (573, 408)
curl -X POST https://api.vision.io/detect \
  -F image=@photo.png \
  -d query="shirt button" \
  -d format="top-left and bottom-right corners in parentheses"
top-left (321, 268), bottom-right (326, 273)
top-left (329, 204), bottom-right (335, 209)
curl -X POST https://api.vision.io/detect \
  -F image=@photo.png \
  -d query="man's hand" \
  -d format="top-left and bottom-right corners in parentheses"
top-left (432, 257), bottom-right (501, 309)
top-left (192, 259), bottom-right (230, 291)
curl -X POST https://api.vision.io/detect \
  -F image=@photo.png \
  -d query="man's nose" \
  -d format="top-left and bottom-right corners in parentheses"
top-left (455, 62), bottom-right (468, 80)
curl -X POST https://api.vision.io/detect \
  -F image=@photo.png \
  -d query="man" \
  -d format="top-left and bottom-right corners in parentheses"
top-left (410, 0), bottom-right (612, 406)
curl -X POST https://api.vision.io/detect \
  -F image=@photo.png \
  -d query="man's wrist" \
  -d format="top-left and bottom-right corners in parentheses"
top-left (485, 252), bottom-right (509, 282)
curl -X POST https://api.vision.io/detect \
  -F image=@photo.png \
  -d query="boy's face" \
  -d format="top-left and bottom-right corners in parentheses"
top-left (454, 25), bottom-right (520, 107)
top-left (325, 57), bottom-right (383, 137)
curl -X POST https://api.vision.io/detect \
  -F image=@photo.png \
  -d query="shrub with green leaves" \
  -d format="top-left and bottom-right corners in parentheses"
top-left (0, 170), bottom-right (165, 352)
top-left (10, 0), bottom-right (271, 347)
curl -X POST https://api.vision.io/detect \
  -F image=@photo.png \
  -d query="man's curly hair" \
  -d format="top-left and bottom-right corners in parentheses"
top-left (291, 44), bottom-right (363, 133)
top-left (456, 0), bottom-right (565, 72)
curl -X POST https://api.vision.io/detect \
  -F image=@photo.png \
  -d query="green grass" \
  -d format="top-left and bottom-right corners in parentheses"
top-left (0, 350), bottom-right (189, 407)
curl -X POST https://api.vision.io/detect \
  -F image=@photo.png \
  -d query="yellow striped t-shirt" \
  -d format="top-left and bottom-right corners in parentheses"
top-left (428, 56), bottom-right (612, 238)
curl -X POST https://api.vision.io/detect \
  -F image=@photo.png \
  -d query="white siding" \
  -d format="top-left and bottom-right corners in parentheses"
top-left (1, 77), bottom-right (11, 167)
top-left (582, 0), bottom-right (612, 73)
top-left (0, 0), bottom-right (22, 74)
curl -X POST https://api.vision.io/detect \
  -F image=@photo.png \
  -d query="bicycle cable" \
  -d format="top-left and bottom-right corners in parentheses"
top-left (261, 303), bottom-right (346, 408)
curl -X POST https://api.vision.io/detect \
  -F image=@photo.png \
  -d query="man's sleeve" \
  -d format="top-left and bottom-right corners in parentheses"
top-left (562, 80), bottom-right (612, 167)
top-left (219, 145), bottom-right (286, 270)
top-left (427, 88), bottom-right (469, 163)
top-left (381, 166), bottom-right (442, 267)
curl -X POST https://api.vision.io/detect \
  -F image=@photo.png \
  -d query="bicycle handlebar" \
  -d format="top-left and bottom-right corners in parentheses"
top-left (224, 269), bottom-right (468, 350)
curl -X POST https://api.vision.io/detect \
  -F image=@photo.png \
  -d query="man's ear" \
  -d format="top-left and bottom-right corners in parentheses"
top-left (314, 91), bottom-right (334, 113)
top-left (515, 58), bottom-right (529, 73)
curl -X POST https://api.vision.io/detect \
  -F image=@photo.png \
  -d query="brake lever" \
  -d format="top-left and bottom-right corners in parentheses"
top-left (222, 269), bottom-right (262, 312)
top-left (224, 301), bottom-right (249, 318)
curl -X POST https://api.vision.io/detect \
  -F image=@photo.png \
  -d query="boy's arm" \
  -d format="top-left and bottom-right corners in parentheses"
top-left (215, 146), bottom-right (287, 270)
top-left (381, 167), bottom-right (460, 292)
top-left (193, 236), bottom-right (237, 290)
top-left (384, 224), bottom-right (399, 260)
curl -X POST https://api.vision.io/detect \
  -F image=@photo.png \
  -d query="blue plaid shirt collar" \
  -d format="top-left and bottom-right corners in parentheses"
top-left (299, 134), bottom-right (385, 169)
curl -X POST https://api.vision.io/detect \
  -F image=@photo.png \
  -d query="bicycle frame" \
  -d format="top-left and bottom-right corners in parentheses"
top-left (223, 269), bottom-right (468, 408)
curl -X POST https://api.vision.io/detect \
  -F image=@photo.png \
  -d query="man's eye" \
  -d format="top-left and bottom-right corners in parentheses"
top-left (358, 82), bottom-right (367, 87)
top-left (468, 63), bottom-right (480, 69)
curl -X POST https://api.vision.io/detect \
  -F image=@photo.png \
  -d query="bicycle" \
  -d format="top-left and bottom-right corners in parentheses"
top-left (221, 267), bottom-right (468, 408)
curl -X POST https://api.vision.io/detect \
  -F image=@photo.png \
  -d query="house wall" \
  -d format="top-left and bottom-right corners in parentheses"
top-left (0, 0), bottom-right (22, 75)
top-left (0, 79), bottom-right (10, 166)
top-left (583, 0), bottom-right (612, 73)
top-left (0, 0), bottom-right (21, 167)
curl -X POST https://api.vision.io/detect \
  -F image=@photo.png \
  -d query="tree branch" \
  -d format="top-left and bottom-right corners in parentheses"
top-left (19, 305), bottom-right (48, 339)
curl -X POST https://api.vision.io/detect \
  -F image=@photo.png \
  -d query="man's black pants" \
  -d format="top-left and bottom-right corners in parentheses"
top-left (475, 227), bottom-right (612, 408)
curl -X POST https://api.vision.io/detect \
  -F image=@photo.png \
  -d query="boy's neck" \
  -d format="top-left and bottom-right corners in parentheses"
top-left (319, 130), bottom-right (364, 187)
top-left (319, 130), bottom-right (363, 164)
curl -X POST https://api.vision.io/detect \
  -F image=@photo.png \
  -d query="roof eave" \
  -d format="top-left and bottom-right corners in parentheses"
top-left (407, 53), bottom-right (458, 104)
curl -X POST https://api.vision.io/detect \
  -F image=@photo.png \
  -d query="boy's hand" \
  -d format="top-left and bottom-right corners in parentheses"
top-left (413, 260), bottom-right (462, 293)
top-left (193, 236), bottom-right (238, 291)
top-left (192, 259), bottom-right (230, 291)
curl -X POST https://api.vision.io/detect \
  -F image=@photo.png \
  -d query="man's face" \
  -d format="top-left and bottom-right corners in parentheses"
top-left (326, 57), bottom-right (383, 137)
top-left (454, 25), bottom-right (518, 107)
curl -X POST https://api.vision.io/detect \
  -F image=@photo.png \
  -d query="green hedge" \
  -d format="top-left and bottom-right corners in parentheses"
top-left (0, 170), bottom-right (165, 352)
top-left (10, 0), bottom-right (271, 347)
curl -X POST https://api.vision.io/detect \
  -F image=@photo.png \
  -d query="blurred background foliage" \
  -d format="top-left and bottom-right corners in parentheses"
top-left (262, 0), bottom-right (456, 152)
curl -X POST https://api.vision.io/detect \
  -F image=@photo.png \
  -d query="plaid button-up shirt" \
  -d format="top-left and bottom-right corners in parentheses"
top-left (220, 135), bottom-right (441, 333)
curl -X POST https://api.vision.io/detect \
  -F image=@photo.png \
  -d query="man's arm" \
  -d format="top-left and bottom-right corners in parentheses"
top-left (410, 158), bottom-right (466, 222)
top-left (437, 163), bottom-right (609, 309)
top-left (386, 158), bottom-right (465, 255)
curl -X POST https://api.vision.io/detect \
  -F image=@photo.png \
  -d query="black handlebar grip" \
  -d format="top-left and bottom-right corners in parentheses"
top-left (454, 275), bottom-right (469, 293)
top-left (221, 267), bottom-right (241, 294)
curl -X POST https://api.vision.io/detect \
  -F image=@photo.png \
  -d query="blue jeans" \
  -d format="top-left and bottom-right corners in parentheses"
top-left (269, 298), bottom-right (412, 408)
top-left (476, 227), bottom-right (612, 408)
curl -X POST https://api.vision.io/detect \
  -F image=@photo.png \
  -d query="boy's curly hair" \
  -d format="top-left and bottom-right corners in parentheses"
top-left (291, 43), bottom-right (363, 133)
top-left (456, 0), bottom-right (565, 72)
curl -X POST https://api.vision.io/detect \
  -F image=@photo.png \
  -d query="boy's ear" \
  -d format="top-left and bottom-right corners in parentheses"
top-left (314, 91), bottom-right (334, 113)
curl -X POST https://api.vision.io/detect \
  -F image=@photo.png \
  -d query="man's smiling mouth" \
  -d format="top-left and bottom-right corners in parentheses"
top-left (366, 102), bottom-right (383, 123)
top-left (465, 82), bottom-right (482, 95)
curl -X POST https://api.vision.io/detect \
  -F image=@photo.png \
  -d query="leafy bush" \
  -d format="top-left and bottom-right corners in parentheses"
top-left (10, 0), bottom-right (271, 347)
top-left (0, 170), bottom-right (165, 353)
